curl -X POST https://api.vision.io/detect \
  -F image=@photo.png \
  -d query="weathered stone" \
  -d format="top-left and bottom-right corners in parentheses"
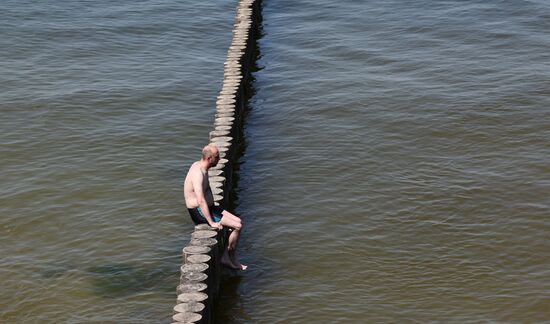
top-left (219, 89), bottom-right (237, 96)
top-left (222, 80), bottom-right (241, 91)
top-left (209, 130), bottom-right (230, 140)
top-left (189, 237), bottom-right (217, 247)
top-left (180, 271), bottom-right (208, 283)
top-left (216, 146), bottom-right (229, 154)
top-left (227, 52), bottom-right (244, 59)
top-left (230, 43), bottom-right (246, 50)
top-left (226, 66), bottom-right (243, 75)
top-left (210, 176), bottom-right (225, 185)
top-left (216, 111), bottom-right (235, 119)
top-left (183, 245), bottom-right (211, 255)
top-left (210, 159), bottom-right (227, 170)
top-left (218, 92), bottom-right (236, 99)
top-left (225, 74), bottom-right (243, 80)
top-left (214, 117), bottom-right (235, 125)
top-left (224, 60), bottom-right (241, 66)
top-left (216, 103), bottom-right (236, 111)
top-left (208, 179), bottom-right (223, 188)
top-left (191, 230), bottom-right (217, 239)
top-left (211, 136), bottom-right (233, 143)
top-left (186, 254), bottom-right (211, 265)
top-left (210, 142), bottom-right (231, 150)
top-left (208, 187), bottom-right (222, 196)
top-left (208, 169), bottom-right (223, 177)
top-left (214, 125), bottom-right (233, 131)
top-left (194, 223), bottom-right (214, 231)
top-left (172, 312), bottom-right (202, 323)
top-left (180, 263), bottom-right (209, 274)
top-left (177, 292), bottom-right (208, 304)
top-left (216, 98), bottom-right (236, 106)
top-left (174, 301), bottom-right (205, 313)
top-left (233, 31), bottom-right (249, 39)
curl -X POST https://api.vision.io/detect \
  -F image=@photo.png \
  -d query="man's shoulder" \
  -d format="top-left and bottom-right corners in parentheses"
top-left (189, 162), bottom-right (206, 177)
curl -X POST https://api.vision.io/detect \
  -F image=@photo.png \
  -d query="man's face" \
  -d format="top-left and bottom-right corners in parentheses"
top-left (209, 152), bottom-right (220, 167)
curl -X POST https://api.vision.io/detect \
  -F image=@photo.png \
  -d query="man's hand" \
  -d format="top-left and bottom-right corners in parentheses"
top-left (210, 222), bottom-right (222, 230)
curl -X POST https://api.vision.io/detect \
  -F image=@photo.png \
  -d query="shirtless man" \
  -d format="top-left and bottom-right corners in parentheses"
top-left (183, 144), bottom-right (247, 270)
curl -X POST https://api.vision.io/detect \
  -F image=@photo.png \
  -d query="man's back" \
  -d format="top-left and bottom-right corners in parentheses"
top-left (183, 161), bottom-right (213, 208)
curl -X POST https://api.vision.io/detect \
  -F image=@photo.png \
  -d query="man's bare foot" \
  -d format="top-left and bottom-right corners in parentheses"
top-left (232, 260), bottom-right (248, 270)
top-left (222, 253), bottom-right (247, 270)
top-left (229, 251), bottom-right (248, 270)
top-left (221, 254), bottom-right (240, 270)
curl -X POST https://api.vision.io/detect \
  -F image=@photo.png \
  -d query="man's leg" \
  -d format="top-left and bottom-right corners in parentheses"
top-left (220, 210), bottom-right (247, 270)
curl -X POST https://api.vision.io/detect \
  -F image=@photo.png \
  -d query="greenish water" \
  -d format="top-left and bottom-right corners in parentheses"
top-left (216, 0), bottom-right (550, 322)
top-left (1, 0), bottom-right (238, 322)
top-left (2, 0), bottom-right (550, 322)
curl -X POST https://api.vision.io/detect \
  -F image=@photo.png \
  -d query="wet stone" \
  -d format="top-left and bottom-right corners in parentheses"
top-left (186, 254), bottom-right (212, 264)
top-left (177, 292), bottom-right (208, 303)
top-left (172, 312), bottom-right (202, 323)
top-left (189, 237), bottom-right (217, 247)
top-left (180, 263), bottom-right (209, 274)
top-left (180, 271), bottom-right (208, 283)
top-left (183, 245), bottom-right (211, 255)
top-left (191, 230), bottom-right (217, 239)
top-left (173, 301), bottom-right (205, 314)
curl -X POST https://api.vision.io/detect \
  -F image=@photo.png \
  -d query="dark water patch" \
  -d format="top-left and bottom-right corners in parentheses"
top-left (88, 260), bottom-right (178, 298)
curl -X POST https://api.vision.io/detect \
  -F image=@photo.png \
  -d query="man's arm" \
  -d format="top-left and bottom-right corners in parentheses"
top-left (192, 171), bottom-right (221, 229)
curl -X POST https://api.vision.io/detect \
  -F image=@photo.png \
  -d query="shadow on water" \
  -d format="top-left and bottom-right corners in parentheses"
top-left (37, 256), bottom-right (178, 299)
top-left (212, 273), bottom-right (252, 322)
top-left (89, 264), bottom-right (147, 297)
top-left (41, 264), bottom-right (72, 279)
top-left (86, 237), bottom-right (184, 298)
top-left (88, 263), bottom-right (176, 298)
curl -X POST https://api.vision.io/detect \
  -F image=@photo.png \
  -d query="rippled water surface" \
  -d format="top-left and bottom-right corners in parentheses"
top-left (2, 0), bottom-right (550, 323)
top-left (219, 0), bottom-right (550, 322)
top-left (1, 0), bottom-right (237, 322)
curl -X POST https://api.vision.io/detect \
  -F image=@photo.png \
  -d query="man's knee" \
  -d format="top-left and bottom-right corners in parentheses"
top-left (222, 209), bottom-right (236, 218)
top-left (234, 221), bottom-right (242, 231)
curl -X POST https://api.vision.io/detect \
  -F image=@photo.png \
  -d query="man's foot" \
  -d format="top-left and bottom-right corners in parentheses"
top-left (221, 253), bottom-right (247, 270)
top-left (232, 260), bottom-right (248, 270)
top-left (230, 253), bottom-right (248, 270)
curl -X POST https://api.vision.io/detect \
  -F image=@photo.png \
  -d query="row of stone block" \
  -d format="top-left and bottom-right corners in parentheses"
top-left (173, 0), bottom-right (261, 322)
top-left (208, 0), bottom-right (259, 206)
top-left (172, 226), bottom-right (222, 323)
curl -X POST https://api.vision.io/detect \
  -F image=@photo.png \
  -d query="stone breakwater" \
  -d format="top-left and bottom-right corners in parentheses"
top-left (172, 0), bottom-right (262, 323)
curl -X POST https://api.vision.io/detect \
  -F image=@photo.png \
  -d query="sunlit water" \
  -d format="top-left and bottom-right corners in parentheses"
top-left (2, 0), bottom-right (550, 323)
top-left (1, 0), bottom-right (237, 322)
top-left (217, 0), bottom-right (550, 322)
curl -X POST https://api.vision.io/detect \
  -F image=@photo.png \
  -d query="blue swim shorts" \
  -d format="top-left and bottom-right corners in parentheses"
top-left (187, 205), bottom-right (224, 224)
